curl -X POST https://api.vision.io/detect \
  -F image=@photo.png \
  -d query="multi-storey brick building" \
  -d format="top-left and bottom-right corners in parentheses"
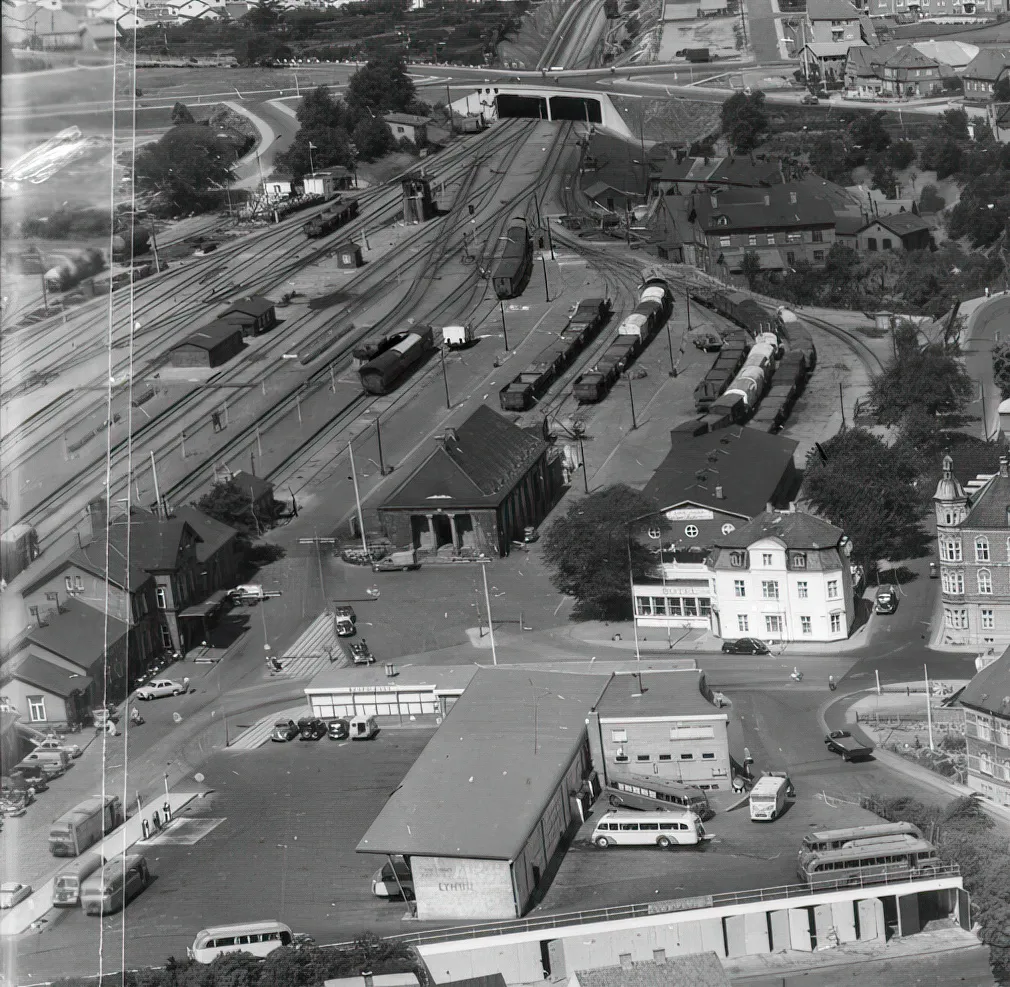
top-left (935, 455), bottom-right (1010, 646)
top-left (958, 647), bottom-right (1010, 808)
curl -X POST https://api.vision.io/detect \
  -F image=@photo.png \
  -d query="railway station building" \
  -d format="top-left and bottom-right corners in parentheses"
top-left (357, 667), bottom-right (610, 921)
top-left (632, 426), bottom-right (799, 633)
top-left (378, 405), bottom-right (562, 559)
top-left (219, 295), bottom-right (277, 335)
top-left (170, 320), bottom-right (245, 368)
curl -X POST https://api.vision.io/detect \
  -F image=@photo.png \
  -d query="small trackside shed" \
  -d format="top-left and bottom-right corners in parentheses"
top-left (219, 295), bottom-right (277, 336)
top-left (170, 320), bottom-right (245, 368)
top-left (357, 667), bottom-right (611, 921)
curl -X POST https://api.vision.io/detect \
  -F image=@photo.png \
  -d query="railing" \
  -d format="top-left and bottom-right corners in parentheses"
top-left (321, 864), bottom-right (961, 950)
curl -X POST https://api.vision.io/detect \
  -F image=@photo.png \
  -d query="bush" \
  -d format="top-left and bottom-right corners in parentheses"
top-left (887, 139), bottom-right (915, 170)
top-left (919, 183), bottom-right (945, 213)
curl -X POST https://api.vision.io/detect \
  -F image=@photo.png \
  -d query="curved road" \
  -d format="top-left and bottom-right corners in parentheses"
top-left (961, 292), bottom-right (1010, 441)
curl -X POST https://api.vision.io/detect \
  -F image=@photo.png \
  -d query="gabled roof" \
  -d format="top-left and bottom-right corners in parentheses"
top-left (383, 113), bottom-right (429, 127)
top-left (381, 405), bottom-right (548, 512)
top-left (2, 654), bottom-right (93, 698)
top-left (883, 45), bottom-right (939, 69)
top-left (960, 471), bottom-right (1010, 529)
top-left (864, 212), bottom-right (930, 237)
top-left (807, 0), bottom-right (860, 19)
top-left (658, 155), bottom-right (782, 188)
top-left (804, 41), bottom-right (860, 58)
top-left (714, 508), bottom-right (845, 550)
top-left (357, 668), bottom-right (611, 860)
top-left (693, 182), bottom-right (836, 233)
top-left (24, 597), bottom-right (128, 668)
top-left (172, 507), bottom-right (237, 562)
top-left (963, 47), bottom-right (1010, 81)
top-left (643, 426), bottom-right (798, 520)
top-left (959, 647), bottom-right (1010, 718)
top-left (175, 319), bottom-right (244, 352)
top-left (220, 295), bottom-right (274, 319)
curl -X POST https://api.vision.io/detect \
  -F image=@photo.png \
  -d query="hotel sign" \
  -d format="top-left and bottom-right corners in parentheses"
top-left (665, 508), bottom-right (715, 521)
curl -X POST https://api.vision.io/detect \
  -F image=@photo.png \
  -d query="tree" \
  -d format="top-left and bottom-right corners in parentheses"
top-left (936, 106), bottom-right (969, 141)
top-left (918, 183), bottom-right (945, 213)
top-left (352, 115), bottom-right (396, 161)
top-left (869, 345), bottom-right (974, 424)
top-left (871, 157), bottom-right (897, 199)
top-left (542, 485), bottom-right (665, 620)
top-left (808, 135), bottom-right (852, 185)
top-left (720, 91), bottom-right (768, 153)
top-left (171, 101), bottom-right (195, 125)
top-left (247, 0), bottom-right (283, 30)
top-left (192, 480), bottom-right (282, 540)
top-left (995, 76), bottom-right (1010, 102)
top-left (741, 250), bottom-right (762, 288)
top-left (802, 429), bottom-right (925, 572)
top-left (887, 139), bottom-right (915, 170)
top-left (994, 340), bottom-right (1010, 400)
top-left (345, 56), bottom-right (417, 118)
top-left (134, 124), bottom-right (236, 214)
top-left (275, 85), bottom-right (354, 179)
top-left (849, 111), bottom-right (890, 153)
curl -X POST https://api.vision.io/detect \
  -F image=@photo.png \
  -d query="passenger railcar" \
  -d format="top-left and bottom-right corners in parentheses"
top-left (359, 326), bottom-right (435, 394)
top-left (492, 218), bottom-right (534, 300)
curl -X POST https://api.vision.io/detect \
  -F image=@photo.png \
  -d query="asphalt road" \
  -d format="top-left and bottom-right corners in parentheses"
top-left (961, 294), bottom-right (1010, 443)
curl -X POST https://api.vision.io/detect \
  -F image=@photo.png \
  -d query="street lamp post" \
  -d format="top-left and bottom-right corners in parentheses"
top-left (440, 346), bottom-right (451, 409)
top-left (626, 373), bottom-right (638, 430)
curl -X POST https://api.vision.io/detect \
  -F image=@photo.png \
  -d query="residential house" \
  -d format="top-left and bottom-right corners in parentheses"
top-left (799, 0), bottom-right (869, 82)
top-left (856, 212), bottom-right (932, 253)
top-left (709, 507), bottom-right (856, 643)
top-left (634, 425), bottom-right (800, 633)
top-left (384, 113), bottom-right (429, 145)
top-left (962, 49), bottom-right (1010, 103)
top-left (0, 653), bottom-right (96, 730)
top-left (588, 670), bottom-right (732, 790)
top-left (877, 45), bottom-right (944, 98)
top-left (935, 455), bottom-right (1010, 646)
top-left (379, 405), bottom-right (562, 559)
top-left (866, 0), bottom-right (1002, 16)
top-left (959, 647), bottom-right (1010, 808)
top-left (684, 182), bottom-right (838, 277)
top-left (79, 19), bottom-right (121, 48)
top-left (843, 40), bottom-right (947, 96)
top-left (5, 4), bottom-right (82, 47)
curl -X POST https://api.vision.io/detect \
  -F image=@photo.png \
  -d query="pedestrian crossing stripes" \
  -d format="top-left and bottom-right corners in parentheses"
top-left (227, 704), bottom-right (308, 750)
top-left (269, 611), bottom-right (348, 680)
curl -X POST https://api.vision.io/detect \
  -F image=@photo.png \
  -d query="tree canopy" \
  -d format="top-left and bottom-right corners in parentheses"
top-left (542, 485), bottom-right (666, 620)
top-left (345, 56), bottom-right (418, 118)
top-left (849, 111), bottom-right (890, 153)
top-left (192, 480), bottom-right (282, 539)
top-left (869, 345), bottom-right (974, 424)
top-left (802, 428), bottom-right (925, 572)
top-left (134, 124), bottom-right (236, 214)
top-left (275, 86), bottom-right (354, 179)
top-left (720, 91), bottom-right (768, 153)
top-left (994, 340), bottom-right (1010, 400)
top-left (171, 101), bottom-right (195, 125)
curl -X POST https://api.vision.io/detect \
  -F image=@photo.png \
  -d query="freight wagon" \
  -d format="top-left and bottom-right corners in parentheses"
top-left (492, 218), bottom-right (534, 300)
top-left (303, 197), bottom-right (359, 238)
top-left (359, 326), bottom-right (435, 394)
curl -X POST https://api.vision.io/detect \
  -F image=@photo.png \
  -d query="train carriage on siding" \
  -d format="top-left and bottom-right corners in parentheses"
top-left (359, 326), bottom-right (435, 394)
top-left (492, 218), bottom-right (533, 300)
top-left (303, 197), bottom-right (359, 238)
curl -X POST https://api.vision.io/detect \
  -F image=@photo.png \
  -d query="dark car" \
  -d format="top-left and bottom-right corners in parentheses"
top-left (875, 586), bottom-right (898, 615)
top-left (721, 637), bottom-right (770, 655)
top-left (298, 717), bottom-right (327, 741)
top-left (328, 718), bottom-right (350, 740)
top-left (271, 719), bottom-right (299, 742)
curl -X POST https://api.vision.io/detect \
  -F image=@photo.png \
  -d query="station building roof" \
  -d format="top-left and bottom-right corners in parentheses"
top-left (594, 669), bottom-right (724, 719)
top-left (357, 667), bottom-right (611, 860)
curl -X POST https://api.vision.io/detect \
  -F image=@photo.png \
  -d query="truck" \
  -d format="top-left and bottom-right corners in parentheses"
top-left (824, 730), bottom-right (874, 762)
top-left (749, 773), bottom-right (789, 821)
top-left (683, 47), bottom-right (711, 63)
top-left (50, 795), bottom-right (125, 857)
top-left (441, 324), bottom-right (475, 349)
top-left (372, 549), bottom-right (421, 572)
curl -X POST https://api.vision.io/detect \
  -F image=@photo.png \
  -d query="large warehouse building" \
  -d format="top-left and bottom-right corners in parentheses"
top-left (357, 668), bottom-right (610, 921)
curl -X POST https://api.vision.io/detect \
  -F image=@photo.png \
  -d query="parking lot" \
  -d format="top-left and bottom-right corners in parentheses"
top-left (15, 729), bottom-right (436, 985)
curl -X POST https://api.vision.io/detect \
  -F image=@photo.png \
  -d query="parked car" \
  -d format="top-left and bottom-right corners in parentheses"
top-left (824, 730), bottom-right (874, 762)
top-left (372, 550), bottom-right (420, 572)
top-left (801, 92), bottom-right (819, 105)
top-left (33, 736), bottom-right (82, 759)
top-left (334, 605), bottom-right (356, 625)
top-left (328, 718), bottom-right (350, 740)
top-left (371, 857), bottom-right (414, 899)
top-left (0, 883), bottom-right (32, 909)
top-left (350, 642), bottom-right (375, 665)
top-left (271, 719), bottom-right (299, 742)
top-left (16, 751), bottom-right (69, 778)
top-left (135, 679), bottom-right (185, 700)
top-left (721, 638), bottom-right (770, 655)
top-left (297, 717), bottom-right (327, 741)
top-left (6, 767), bottom-right (48, 792)
top-left (336, 615), bottom-right (355, 636)
top-left (875, 586), bottom-right (898, 615)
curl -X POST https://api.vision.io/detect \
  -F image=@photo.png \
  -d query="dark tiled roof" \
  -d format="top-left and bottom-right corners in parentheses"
top-left (595, 670), bottom-right (723, 718)
top-left (807, 0), bottom-right (860, 18)
top-left (25, 597), bottom-right (128, 668)
top-left (381, 405), bottom-right (547, 511)
top-left (715, 509), bottom-right (845, 550)
top-left (575, 954), bottom-right (730, 987)
top-left (442, 977), bottom-right (506, 987)
top-left (643, 427), bottom-right (798, 519)
top-left (357, 668), bottom-right (611, 860)
top-left (835, 214), bottom-right (866, 235)
top-left (960, 648), bottom-right (1010, 718)
top-left (2, 654), bottom-right (93, 698)
top-left (658, 155), bottom-right (781, 187)
top-left (869, 212), bottom-right (930, 237)
top-left (693, 183), bottom-right (836, 233)
top-left (175, 319), bottom-right (244, 352)
top-left (963, 48), bottom-right (1010, 81)
top-left (883, 45), bottom-right (939, 69)
top-left (961, 473), bottom-right (1010, 529)
top-left (220, 295), bottom-right (274, 319)
top-left (172, 507), bottom-right (236, 562)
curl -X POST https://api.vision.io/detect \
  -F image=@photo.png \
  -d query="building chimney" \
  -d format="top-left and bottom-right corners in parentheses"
top-left (715, 485), bottom-right (725, 499)
top-left (1001, 457), bottom-right (1009, 478)
top-left (789, 191), bottom-right (797, 204)
top-left (763, 193), bottom-right (770, 206)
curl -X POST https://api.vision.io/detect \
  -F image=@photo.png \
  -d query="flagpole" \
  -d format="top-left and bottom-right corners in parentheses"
top-left (308, 142), bottom-right (315, 178)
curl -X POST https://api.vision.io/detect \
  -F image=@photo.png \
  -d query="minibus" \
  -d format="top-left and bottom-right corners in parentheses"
top-left (591, 810), bottom-right (709, 848)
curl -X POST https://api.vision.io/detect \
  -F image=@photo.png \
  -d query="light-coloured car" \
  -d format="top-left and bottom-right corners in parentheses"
top-left (34, 737), bottom-right (82, 759)
top-left (134, 679), bottom-right (185, 700)
top-left (16, 751), bottom-right (68, 777)
top-left (0, 883), bottom-right (32, 909)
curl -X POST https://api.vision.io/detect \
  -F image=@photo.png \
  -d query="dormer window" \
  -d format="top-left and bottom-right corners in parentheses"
top-left (716, 215), bottom-right (729, 226)
top-left (791, 553), bottom-right (807, 568)
top-left (730, 551), bottom-right (747, 568)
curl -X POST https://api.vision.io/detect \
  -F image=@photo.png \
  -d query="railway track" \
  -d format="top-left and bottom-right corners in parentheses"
top-left (11, 122), bottom-right (565, 550)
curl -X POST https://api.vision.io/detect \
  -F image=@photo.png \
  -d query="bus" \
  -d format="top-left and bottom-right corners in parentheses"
top-left (800, 822), bottom-right (922, 855)
top-left (188, 921), bottom-right (295, 963)
top-left (749, 774), bottom-right (788, 822)
top-left (797, 839), bottom-right (940, 888)
top-left (591, 809), bottom-right (709, 849)
top-left (605, 776), bottom-right (714, 820)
